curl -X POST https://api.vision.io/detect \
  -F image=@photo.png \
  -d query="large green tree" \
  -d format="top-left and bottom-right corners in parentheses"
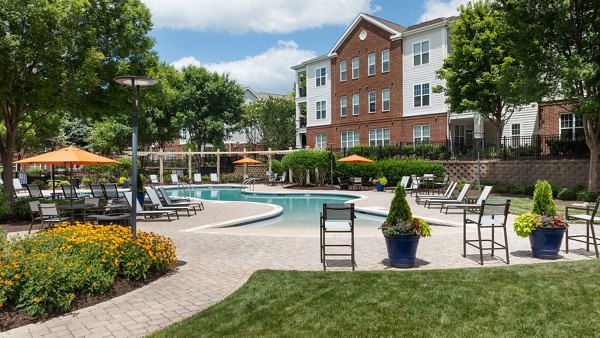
top-left (0, 0), bottom-right (155, 204)
top-left (177, 66), bottom-right (244, 154)
top-left (435, 0), bottom-right (538, 145)
top-left (500, 0), bottom-right (600, 191)
top-left (241, 96), bottom-right (296, 150)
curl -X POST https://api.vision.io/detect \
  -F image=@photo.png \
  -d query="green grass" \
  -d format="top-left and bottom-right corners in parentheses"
top-left (490, 195), bottom-right (566, 216)
top-left (152, 260), bottom-right (600, 337)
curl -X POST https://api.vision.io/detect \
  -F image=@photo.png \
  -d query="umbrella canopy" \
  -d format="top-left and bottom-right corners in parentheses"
top-left (15, 146), bottom-right (119, 165)
top-left (336, 154), bottom-right (374, 163)
top-left (232, 157), bottom-right (263, 165)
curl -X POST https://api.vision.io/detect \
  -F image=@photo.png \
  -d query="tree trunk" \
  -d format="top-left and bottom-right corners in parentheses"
top-left (588, 144), bottom-right (599, 192)
top-left (1, 132), bottom-right (17, 208)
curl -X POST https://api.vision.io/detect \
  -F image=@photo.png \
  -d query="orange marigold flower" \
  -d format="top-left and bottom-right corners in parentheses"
top-left (33, 297), bottom-right (40, 303)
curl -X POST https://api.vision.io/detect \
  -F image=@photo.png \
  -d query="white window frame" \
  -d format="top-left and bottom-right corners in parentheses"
top-left (352, 57), bottom-right (359, 79)
top-left (413, 83), bottom-right (430, 107)
top-left (316, 101), bottom-right (326, 120)
top-left (560, 113), bottom-right (584, 140)
top-left (340, 96), bottom-right (347, 117)
top-left (413, 125), bottom-right (431, 144)
top-left (341, 131), bottom-right (360, 149)
top-left (369, 128), bottom-right (390, 146)
top-left (315, 134), bottom-right (327, 149)
top-left (413, 40), bottom-right (430, 66)
top-left (352, 94), bottom-right (359, 115)
top-left (368, 53), bottom-right (376, 76)
top-left (382, 88), bottom-right (390, 112)
top-left (381, 49), bottom-right (390, 73)
top-left (339, 60), bottom-right (347, 82)
top-left (368, 91), bottom-right (376, 113)
top-left (315, 67), bottom-right (326, 87)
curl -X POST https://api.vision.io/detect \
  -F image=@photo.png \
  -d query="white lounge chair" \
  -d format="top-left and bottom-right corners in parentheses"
top-left (424, 184), bottom-right (471, 209)
top-left (210, 173), bottom-right (218, 183)
top-left (406, 175), bottom-right (420, 196)
top-left (145, 187), bottom-right (196, 216)
top-left (171, 173), bottom-right (190, 187)
top-left (416, 182), bottom-right (457, 204)
top-left (442, 185), bottom-right (493, 214)
top-left (193, 173), bottom-right (202, 184)
top-left (149, 174), bottom-right (159, 184)
top-left (123, 192), bottom-right (178, 221)
top-left (158, 187), bottom-right (204, 211)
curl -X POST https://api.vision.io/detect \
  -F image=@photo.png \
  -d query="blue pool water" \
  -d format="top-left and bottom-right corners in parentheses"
top-left (166, 186), bottom-right (384, 228)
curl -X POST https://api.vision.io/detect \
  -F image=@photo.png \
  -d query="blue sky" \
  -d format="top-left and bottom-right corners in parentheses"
top-left (142, 0), bottom-right (468, 94)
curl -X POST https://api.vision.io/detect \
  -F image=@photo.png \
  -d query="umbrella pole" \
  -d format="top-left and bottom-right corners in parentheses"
top-left (51, 165), bottom-right (56, 199)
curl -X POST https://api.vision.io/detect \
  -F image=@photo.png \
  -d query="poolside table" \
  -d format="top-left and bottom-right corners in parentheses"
top-left (57, 203), bottom-right (96, 223)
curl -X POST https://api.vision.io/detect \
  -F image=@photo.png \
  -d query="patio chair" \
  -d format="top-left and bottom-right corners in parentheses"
top-left (158, 187), bottom-right (204, 211)
top-left (565, 197), bottom-right (600, 258)
top-left (416, 181), bottom-right (457, 204)
top-left (145, 187), bottom-right (196, 216)
top-left (274, 172), bottom-right (287, 185)
top-left (463, 199), bottom-right (511, 265)
top-left (149, 174), bottom-right (159, 184)
top-left (102, 183), bottom-right (121, 200)
top-left (338, 176), bottom-right (350, 190)
top-left (89, 183), bottom-right (105, 199)
top-left (210, 173), bottom-right (219, 183)
top-left (406, 175), bottom-right (420, 196)
top-left (171, 173), bottom-right (190, 187)
top-left (434, 175), bottom-right (449, 192)
top-left (27, 200), bottom-right (41, 233)
top-left (25, 184), bottom-right (51, 199)
top-left (38, 203), bottom-right (70, 230)
top-left (193, 173), bottom-right (202, 184)
top-left (424, 184), bottom-right (471, 209)
top-left (123, 192), bottom-right (178, 222)
top-left (61, 183), bottom-right (79, 200)
top-left (441, 185), bottom-right (492, 214)
top-left (320, 203), bottom-right (356, 271)
top-left (350, 177), bottom-right (362, 191)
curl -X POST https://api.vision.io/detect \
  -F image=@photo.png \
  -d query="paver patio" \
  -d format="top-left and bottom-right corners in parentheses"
top-left (3, 185), bottom-right (597, 337)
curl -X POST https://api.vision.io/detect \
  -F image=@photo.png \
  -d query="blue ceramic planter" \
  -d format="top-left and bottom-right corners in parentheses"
top-left (529, 227), bottom-right (566, 259)
top-left (137, 192), bottom-right (146, 204)
top-left (384, 235), bottom-right (420, 268)
top-left (376, 182), bottom-right (384, 192)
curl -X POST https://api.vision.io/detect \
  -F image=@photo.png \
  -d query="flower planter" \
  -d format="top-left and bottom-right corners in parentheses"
top-left (376, 182), bottom-right (384, 192)
top-left (529, 227), bottom-right (567, 259)
top-left (384, 235), bottom-right (420, 268)
top-left (137, 192), bottom-right (146, 204)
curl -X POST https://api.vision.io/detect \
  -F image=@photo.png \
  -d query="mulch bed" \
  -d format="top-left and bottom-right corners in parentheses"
top-left (0, 269), bottom-right (176, 332)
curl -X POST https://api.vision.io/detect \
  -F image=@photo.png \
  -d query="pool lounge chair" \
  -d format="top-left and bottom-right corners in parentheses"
top-left (210, 173), bottom-right (219, 183)
top-left (61, 184), bottom-right (79, 200)
top-left (171, 173), bottom-right (190, 187)
top-left (158, 187), bottom-right (204, 211)
top-left (149, 174), bottom-right (159, 184)
top-left (442, 185), bottom-right (492, 214)
top-left (193, 173), bottom-right (202, 184)
top-left (89, 183), bottom-right (105, 199)
top-left (102, 183), bottom-right (121, 200)
top-left (123, 192), bottom-right (178, 221)
top-left (25, 184), bottom-right (52, 199)
top-left (416, 182), bottom-right (457, 204)
top-left (424, 183), bottom-right (471, 209)
top-left (406, 175), bottom-right (420, 196)
top-left (145, 187), bottom-right (196, 216)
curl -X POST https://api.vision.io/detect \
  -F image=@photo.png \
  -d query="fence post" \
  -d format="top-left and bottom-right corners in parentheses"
top-left (537, 134), bottom-right (541, 160)
top-left (503, 136), bottom-right (507, 160)
top-left (216, 149), bottom-right (221, 183)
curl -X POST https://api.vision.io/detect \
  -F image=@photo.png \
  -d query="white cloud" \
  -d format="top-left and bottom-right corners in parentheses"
top-left (142, 0), bottom-right (380, 34)
top-left (418, 0), bottom-right (471, 22)
top-left (170, 40), bottom-right (316, 94)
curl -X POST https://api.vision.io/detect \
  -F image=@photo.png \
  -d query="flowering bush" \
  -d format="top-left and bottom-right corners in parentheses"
top-left (541, 213), bottom-right (569, 228)
top-left (380, 218), bottom-right (431, 237)
top-left (0, 223), bottom-right (176, 315)
top-left (514, 180), bottom-right (569, 238)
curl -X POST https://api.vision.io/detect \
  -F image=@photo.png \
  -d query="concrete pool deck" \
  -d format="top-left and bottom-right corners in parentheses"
top-left (4, 184), bottom-right (598, 337)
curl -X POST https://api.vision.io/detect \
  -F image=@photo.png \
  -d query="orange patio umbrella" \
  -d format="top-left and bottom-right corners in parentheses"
top-left (15, 146), bottom-right (119, 196)
top-left (232, 157), bottom-right (263, 180)
top-left (336, 154), bottom-right (374, 163)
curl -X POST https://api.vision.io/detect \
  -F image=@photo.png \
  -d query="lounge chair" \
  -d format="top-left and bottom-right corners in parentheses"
top-left (274, 172), bottom-right (287, 185)
top-left (13, 178), bottom-right (27, 194)
top-left (123, 192), bottom-right (178, 221)
top-left (102, 183), bottom-right (121, 200)
top-left (424, 183), bottom-right (471, 209)
top-left (416, 182), bottom-right (457, 204)
top-left (406, 175), bottom-right (420, 196)
top-left (61, 184), bottom-right (79, 200)
top-left (193, 173), bottom-right (202, 184)
top-left (442, 185), bottom-right (493, 214)
top-left (89, 183), bottom-right (105, 199)
top-left (210, 173), bottom-right (219, 183)
top-left (25, 184), bottom-right (52, 199)
top-left (338, 176), bottom-right (350, 190)
top-left (158, 187), bottom-right (204, 211)
top-left (171, 173), bottom-right (190, 187)
top-left (149, 174), bottom-right (159, 184)
top-left (145, 187), bottom-right (196, 216)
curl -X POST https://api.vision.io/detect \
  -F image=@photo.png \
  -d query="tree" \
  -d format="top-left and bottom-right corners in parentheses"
top-left (64, 116), bottom-right (94, 149)
top-left (499, 0), bottom-right (600, 191)
top-left (177, 66), bottom-right (244, 154)
top-left (241, 97), bottom-right (296, 150)
top-left (435, 0), bottom-right (538, 145)
top-left (87, 120), bottom-right (131, 156)
top-left (0, 0), bottom-right (156, 205)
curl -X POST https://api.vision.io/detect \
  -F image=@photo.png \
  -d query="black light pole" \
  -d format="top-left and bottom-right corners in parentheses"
top-left (114, 75), bottom-right (156, 240)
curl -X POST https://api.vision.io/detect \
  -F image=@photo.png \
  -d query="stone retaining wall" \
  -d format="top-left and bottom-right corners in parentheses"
top-left (443, 159), bottom-right (598, 190)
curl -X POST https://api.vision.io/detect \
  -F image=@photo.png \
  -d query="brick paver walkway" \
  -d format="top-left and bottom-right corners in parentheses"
top-left (3, 186), bottom-right (596, 337)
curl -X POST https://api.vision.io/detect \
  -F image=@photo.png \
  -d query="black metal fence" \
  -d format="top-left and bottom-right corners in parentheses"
top-left (332, 134), bottom-right (589, 161)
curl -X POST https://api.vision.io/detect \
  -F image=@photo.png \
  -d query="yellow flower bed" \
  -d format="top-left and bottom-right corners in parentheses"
top-left (0, 223), bottom-right (176, 315)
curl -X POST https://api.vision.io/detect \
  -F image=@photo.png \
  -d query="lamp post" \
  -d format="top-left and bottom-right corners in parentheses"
top-left (114, 75), bottom-right (156, 240)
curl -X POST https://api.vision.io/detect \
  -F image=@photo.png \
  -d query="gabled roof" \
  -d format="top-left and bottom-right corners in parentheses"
top-left (291, 54), bottom-right (331, 70)
top-left (328, 13), bottom-right (406, 56)
top-left (403, 16), bottom-right (456, 36)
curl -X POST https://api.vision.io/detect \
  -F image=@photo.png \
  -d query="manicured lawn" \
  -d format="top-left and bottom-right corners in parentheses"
top-left (152, 260), bottom-right (600, 337)
top-left (490, 195), bottom-right (567, 216)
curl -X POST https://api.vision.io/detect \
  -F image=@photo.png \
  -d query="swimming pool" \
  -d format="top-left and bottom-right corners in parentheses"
top-left (165, 186), bottom-right (384, 228)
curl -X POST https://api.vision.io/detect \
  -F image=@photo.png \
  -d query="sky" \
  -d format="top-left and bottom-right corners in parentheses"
top-left (142, 0), bottom-right (470, 94)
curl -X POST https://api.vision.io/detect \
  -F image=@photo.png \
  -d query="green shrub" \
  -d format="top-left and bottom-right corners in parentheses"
top-left (492, 183), bottom-right (521, 195)
top-left (513, 212), bottom-right (542, 237)
top-left (335, 158), bottom-right (444, 187)
top-left (386, 185), bottom-right (412, 224)
top-left (27, 167), bottom-right (45, 176)
top-left (220, 173), bottom-right (242, 182)
top-left (0, 193), bottom-right (12, 221)
top-left (507, 184), bottom-right (522, 194)
top-left (281, 150), bottom-right (329, 186)
top-left (271, 160), bottom-right (283, 174)
top-left (551, 185), bottom-right (562, 198)
top-left (557, 187), bottom-right (577, 201)
top-left (31, 179), bottom-right (46, 187)
top-left (521, 184), bottom-right (536, 196)
top-left (532, 180), bottom-right (556, 215)
top-left (577, 190), bottom-right (598, 203)
top-left (546, 138), bottom-right (588, 156)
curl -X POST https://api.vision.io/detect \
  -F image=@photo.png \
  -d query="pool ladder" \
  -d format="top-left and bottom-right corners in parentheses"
top-left (242, 178), bottom-right (259, 191)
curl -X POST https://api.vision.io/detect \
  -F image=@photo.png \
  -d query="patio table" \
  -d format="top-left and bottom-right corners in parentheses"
top-left (57, 203), bottom-right (96, 223)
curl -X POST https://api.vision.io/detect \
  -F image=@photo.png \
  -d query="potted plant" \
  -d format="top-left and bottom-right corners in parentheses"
top-left (513, 180), bottom-right (568, 259)
top-left (136, 173), bottom-right (146, 204)
top-left (380, 184), bottom-right (431, 267)
top-left (372, 176), bottom-right (387, 192)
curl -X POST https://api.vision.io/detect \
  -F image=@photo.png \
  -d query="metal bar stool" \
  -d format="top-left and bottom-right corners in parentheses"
top-left (320, 203), bottom-right (355, 271)
top-left (565, 197), bottom-right (600, 257)
top-left (463, 199), bottom-right (511, 265)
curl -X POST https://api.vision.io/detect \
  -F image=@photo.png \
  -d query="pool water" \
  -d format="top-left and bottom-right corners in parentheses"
top-left (167, 187), bottom-right (384, 228)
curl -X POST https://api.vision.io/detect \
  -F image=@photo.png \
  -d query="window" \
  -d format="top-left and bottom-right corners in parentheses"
top-left (315, 134), bottom-right (327, 149)
top-left (169, 151), bottom-right (176, 160)
top-left (352, 57), bottom-right (359, 79)
top-left (454, 124), bottom-right (465, 143)
top-left (382, 88), bottom-right (390, 111)
top-left (369, 128), bottom-right (390, 146)
top-left (352, 94), bottom-right (359, 115)
top-left (340, 96), bottom-right (347, 117)
top-left (414, 83), bottom-right (430, 107)
top-left (413, 41), bottom-right (430, 66)
top-left (560, 113), bottom-right (585, 140)
top-left (368, 53), bottom-right (376, 76)
top-left (316, 101), bottom-right (326, 119)
top-left (339, 61), bottom-right (347, 82)
top-left (413, 125), bottom-right (430, 144)
top-left (368, 91), bottom-right (376, 113)
top-left (381, 49), bottom-right (390, 73)
top-left (341, 131), bottom-right (360, 149)
top-left (315, 67), bottom-right (326, 87)
top-left (511, 123), bottom-right (521, 146)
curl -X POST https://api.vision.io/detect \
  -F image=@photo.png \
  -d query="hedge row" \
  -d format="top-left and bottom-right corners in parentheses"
top-left (334, 158), bottom-right (444, 187)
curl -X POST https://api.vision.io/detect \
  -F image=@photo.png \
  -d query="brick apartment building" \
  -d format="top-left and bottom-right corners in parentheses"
top-left (292, 13), bottom-right (572, 150)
